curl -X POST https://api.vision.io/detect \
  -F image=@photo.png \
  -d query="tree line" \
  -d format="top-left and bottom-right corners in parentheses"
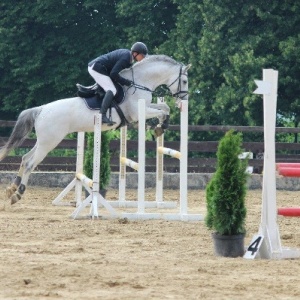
top-left (0, 0), bottom-right (299, 134)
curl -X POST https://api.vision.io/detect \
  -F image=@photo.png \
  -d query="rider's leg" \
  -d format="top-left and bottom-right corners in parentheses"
top-left (100, 90), bottom-right (115, 125)
top-left (88, 66), bottom-right (117, 125)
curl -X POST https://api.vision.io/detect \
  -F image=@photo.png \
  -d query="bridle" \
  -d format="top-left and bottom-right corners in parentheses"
top-left (167, 65), bottom-right (189, 100)
top-left (129, 65), bottom-right (189, 100)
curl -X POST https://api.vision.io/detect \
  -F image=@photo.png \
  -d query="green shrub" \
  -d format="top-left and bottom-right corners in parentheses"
top-left (205, 130), bottom-right (248, 235)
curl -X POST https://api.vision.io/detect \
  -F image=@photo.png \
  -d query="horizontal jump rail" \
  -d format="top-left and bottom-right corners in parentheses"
top-left (120, 157), bottom-right (139, 171)
top-left (277, 167), bottom-right (300, 177)
top-left (278, 207), bottom-right (300, 217)
top-left (157, 147), bottom-right (181, 159)
top-left (76, 173), bottom-right (93, 188)
top-left (276, 163), bottom-right (300, 169)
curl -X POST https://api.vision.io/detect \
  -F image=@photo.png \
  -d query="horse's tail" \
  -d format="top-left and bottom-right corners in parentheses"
top-left (0, 107), bottom-right (42, 161)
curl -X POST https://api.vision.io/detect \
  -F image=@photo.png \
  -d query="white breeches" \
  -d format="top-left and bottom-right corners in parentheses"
top-left (88, 65), bottom-right (117, 95)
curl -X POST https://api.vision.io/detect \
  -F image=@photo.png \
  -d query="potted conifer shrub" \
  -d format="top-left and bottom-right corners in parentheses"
top-left (83, 131), bottom-right (111, 197)
top-left (205, 130), bottom-right (249, 257)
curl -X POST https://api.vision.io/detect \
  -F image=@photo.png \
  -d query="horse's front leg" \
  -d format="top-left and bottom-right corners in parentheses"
top-left (147, 103), bottom-right (170, 137)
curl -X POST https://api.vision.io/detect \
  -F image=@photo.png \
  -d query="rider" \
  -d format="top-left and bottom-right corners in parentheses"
top-left (88, 42), bottom-right (148, 125)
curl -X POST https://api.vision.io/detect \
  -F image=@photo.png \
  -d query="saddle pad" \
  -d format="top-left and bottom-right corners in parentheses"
top-left (83, 96), bottom-right (101, 110)
top-left (82, 85), bottom-right (125, 110)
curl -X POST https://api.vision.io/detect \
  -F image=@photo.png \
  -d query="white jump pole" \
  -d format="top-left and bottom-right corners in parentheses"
top-left (74, 132), bottom-right (85, 206)
top-left (120, 157), bottom-right (139, 171)
top-left (137, 99), bottom-right (146, 214)
top-left (118, 125), bottom-right (127, 205)
top-left (259, 69), bottom-right (281, 258)
top-left (157, 147), bottom-right (181, 159)
top-left (91, 113), bottom-right (101, 217)
top-left (160, 100), bottom-right (203, 221)
top-left (244, 69), bottom-right (300, 259)
top-left (156, 97), bottom-right (165, 206)
top-left (179, 100), bottom-right (189, 217)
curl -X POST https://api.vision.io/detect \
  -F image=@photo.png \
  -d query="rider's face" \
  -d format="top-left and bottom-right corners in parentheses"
top-left (133, 52), bottom-right (145, 62)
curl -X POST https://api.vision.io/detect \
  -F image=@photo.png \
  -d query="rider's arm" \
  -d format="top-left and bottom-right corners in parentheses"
top-left (110, 59), bottom-right (132, 86)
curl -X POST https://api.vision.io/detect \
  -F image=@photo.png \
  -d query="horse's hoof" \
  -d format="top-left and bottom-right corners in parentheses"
top-left (11, 193), bottom-right (21, 205)
top-left (161, 115), bottom-right (170, 130)
top-left (154, 126), bottom-right (164, 138)
top-left (6, 186), bottom-right (17, 198)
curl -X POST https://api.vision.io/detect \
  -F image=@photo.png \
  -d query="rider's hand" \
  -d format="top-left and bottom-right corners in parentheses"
top-left (124, 79), bottom-right (133, 86)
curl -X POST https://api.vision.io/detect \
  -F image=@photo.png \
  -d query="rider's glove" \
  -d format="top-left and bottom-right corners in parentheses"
top-left (124, 79), bottom-right (134, 86)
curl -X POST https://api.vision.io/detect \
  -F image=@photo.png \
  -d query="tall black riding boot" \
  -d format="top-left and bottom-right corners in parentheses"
top-left (100, 90), bottom-right (115, 125)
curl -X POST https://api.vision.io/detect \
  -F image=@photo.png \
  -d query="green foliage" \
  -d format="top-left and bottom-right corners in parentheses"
top-left (116, 0), bottom-right (178, 50)
top-left (205, 131), bottom-right (248, 235)
top-left (1, 0), bottom-right (300, 139)
top-left (0, 0), bottom-right (127, 118)
top-left (83, 131), bottom-right (112, 190)
top-left (159, 0), bottom-right (300, 130)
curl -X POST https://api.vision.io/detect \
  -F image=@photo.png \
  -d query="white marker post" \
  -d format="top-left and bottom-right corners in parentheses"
top-left (244, 69), bottom-right (300, 259)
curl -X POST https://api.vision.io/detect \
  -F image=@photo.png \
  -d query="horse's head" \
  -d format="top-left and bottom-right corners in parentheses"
top-left (166, 63), bottom-right (192, 103)
top-left (124, 55), bottom-right (191, 103)
top-left (119, 56), bottom-right (192, 136)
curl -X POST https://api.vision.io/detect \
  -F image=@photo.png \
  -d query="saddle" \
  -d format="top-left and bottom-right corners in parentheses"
top-left (76, 82), bottom-right (125, 109)
top-left (76, 83), bottom-right (128, 128)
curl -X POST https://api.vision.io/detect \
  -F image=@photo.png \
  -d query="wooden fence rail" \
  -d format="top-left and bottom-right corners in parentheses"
top-left (0, 121), bottom-right (300, 173)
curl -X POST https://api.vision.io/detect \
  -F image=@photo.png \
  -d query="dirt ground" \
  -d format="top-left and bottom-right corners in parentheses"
top-left (0, 184), bottom-right (300, 300)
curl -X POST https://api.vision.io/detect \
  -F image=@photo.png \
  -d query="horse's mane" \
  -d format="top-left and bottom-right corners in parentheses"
top-left (135, 55), bottom-right (181, 67)
top-left (120, 55), bottom-right (182, 76)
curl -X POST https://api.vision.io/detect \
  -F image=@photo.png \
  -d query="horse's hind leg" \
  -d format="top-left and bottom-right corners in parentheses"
top-left (10, 145), bottom-right (48, 204)
top-left (6, 145), bottom-right (37, 198)
top-left (10, 140), bottom-right (61, 204)
top-left (6, 175), bottom-right (21, 199)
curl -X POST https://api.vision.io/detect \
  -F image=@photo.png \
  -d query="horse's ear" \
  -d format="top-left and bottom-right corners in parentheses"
top-left (184, 64), bottom-right (192, 72)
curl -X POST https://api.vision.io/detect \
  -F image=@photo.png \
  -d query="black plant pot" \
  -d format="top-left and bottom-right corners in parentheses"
top-left (212, 232), bottom-right (245, 258)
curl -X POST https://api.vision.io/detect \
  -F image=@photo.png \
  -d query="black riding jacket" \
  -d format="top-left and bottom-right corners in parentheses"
top-left (88, 49), bottom-right (132, 86)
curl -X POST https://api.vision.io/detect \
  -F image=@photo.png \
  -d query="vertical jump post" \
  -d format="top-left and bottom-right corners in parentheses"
top-left (53, 114), bottom-right (117, 219)
top-left (244, 69), bottom-right (300, 259)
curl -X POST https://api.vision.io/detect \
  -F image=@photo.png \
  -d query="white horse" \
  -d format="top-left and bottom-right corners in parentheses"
top-left (0, 55), bottom-right (191, 204)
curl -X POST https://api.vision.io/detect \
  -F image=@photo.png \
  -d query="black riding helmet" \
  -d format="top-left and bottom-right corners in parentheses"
top-left (131, 42), bottom-right (148, 55)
